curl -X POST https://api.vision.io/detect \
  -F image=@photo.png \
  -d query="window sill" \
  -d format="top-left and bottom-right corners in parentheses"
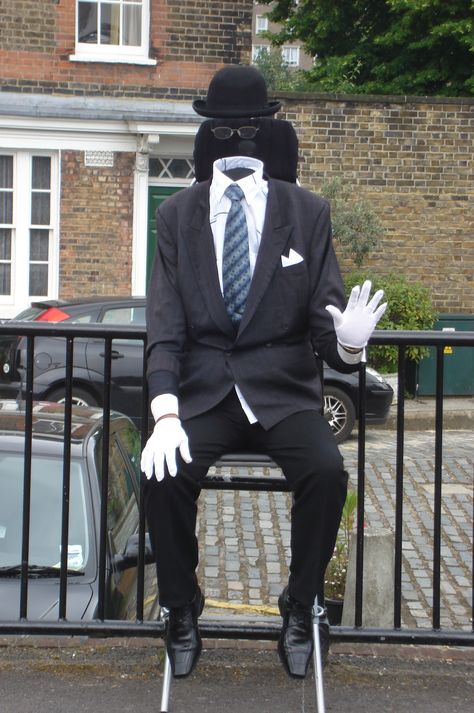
top-left (69, 53), bottom-right (157, 66)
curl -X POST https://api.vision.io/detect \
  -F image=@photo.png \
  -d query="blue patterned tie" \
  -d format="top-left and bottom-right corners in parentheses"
top-left (222, 184), bottom-right (251, 326)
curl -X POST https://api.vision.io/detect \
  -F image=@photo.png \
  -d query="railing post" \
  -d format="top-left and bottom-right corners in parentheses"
top-left (98, 337), bottom-right (112, 621)
top-left (136, 336), bottom-right (149, 622)
top-left (432, 345), bottom-right (445, 630)
top-left (19, 335), bottom-right (35, 620)
top-left (394, 345), bottom-right (406, 629)
top-left (355, 360), bottom-right (367, 627)
top-left (59, 336), bottom-right (74, 620)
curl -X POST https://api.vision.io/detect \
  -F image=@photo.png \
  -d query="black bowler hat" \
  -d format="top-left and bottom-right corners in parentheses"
top-left (192, 65), bottom-right (282, 118)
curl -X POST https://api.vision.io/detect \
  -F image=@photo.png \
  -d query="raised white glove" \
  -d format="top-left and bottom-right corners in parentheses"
top-left (141, 416), bottom-right (192, 482)
top-left (326, 280), bottom-right (387, 350)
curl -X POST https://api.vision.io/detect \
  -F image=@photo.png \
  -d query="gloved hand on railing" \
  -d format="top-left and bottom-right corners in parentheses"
top-left (326, 280), bottom-right (387, 352)
top-left (141, 395), bottom-right (192, 481)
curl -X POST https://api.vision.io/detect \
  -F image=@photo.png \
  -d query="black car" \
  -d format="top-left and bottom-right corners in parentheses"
top-left (0, 297), bottom-right (393, 443)
top-left (0, 400), bottom-right (155, 621)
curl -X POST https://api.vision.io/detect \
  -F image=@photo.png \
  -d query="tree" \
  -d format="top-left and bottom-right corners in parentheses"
top-left (260, 0), bottom-right (474, 96)
top-left (253, 47), bottom-right (293, 91)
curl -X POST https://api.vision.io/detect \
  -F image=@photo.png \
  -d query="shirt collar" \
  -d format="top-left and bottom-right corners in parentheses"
top-left (211, 156), bottom-right (265, 206)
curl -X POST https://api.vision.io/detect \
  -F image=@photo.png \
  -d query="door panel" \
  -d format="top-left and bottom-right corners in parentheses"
top-left (147, 186), bottom-right (184, 286)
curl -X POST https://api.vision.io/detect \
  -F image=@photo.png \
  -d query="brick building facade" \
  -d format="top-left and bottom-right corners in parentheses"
top-left (279, 93), bottom-right (473, 314)
top-left (0, 0), bottom-right (472, 318)
top-left (0, 0), bottom-right (253, 317)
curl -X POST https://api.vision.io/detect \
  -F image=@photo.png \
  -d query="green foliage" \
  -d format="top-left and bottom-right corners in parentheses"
top-left (252, 46), bottom-right (310, 91)
top-left (325, 489), bottom-right (357, 600)
top-left (260, 0), bottom-right (474, 96)
top-left (344, 271), bottom-right (437, 372)
top-left (320, 177), bottom-right (384, 267)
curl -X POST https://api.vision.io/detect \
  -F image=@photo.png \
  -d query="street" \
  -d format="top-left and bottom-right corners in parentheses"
top-left (195, 428), bottom-right (473, 631)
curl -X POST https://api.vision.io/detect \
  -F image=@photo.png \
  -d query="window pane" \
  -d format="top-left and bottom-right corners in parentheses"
top-left (32, 157), bottom-right (51, 190)
top-left (0, 156), bottom-right (13, 189)
top-left (0, 193), bottom-right (13, 224)
top-left (168, 159), bottom-right (192, 178)
top-left (101, 2), bottom-right (120, 45)
top-left (102, 307), bottom-right (133, 324)
top-left (30, 229), bottom-right (49, 261)
top-left (31, 193), bottom-right (50, 225)
top-left (78, 1), bottom-right (98, 43)
top-left (29, 264), bottom-right (49, 295)
top-left (0, 229), bottom-right (11, 260)
top-left (123, 4), bottom-right (141, 45)
top-left (0, 264), bottom-right (11, 295)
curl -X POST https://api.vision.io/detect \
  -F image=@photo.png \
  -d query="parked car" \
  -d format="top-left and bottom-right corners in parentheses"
top-left (0, 400), bottom-right (155, 621)
top-left (0, 297), bottom-right (393, 443)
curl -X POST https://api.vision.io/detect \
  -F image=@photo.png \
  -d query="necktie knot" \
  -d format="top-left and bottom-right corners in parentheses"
top-left (225, 184), bottom-right (245, 203)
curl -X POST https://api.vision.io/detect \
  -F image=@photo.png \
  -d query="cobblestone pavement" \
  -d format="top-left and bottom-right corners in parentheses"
top-left (196, 429), bottom-right (473, 631)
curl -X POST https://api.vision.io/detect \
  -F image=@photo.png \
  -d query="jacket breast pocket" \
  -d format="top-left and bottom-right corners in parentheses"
top-left (281, 262), bottom-right (307, 278)
top-left (277, 263), bottom-right (309, 325)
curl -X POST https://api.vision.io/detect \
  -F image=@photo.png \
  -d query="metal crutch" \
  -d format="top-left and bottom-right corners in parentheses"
top-left (159, 607), bottom-right (173, 713)
top-left (312, 596), bottom-right (326, 713)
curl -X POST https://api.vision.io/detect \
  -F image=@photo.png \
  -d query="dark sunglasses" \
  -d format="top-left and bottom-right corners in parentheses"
top-left (211, 126), bottom-right (260, 140)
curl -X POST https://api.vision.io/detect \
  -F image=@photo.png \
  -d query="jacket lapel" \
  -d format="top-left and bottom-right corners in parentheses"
top-left (184, 182), bottom-right (235, 337)
top-left (238, 180), bottom-right (292, 336)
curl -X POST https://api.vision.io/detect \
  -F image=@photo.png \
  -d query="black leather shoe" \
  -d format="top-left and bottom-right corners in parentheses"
top-left (278, 587), bottom-right (330, 678)
top-left (166, 587), bottom-right (205, 678)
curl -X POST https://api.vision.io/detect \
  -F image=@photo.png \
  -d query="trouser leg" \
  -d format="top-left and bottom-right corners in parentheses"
top-left (143, 390), bottom-right (248, 608)
top-left (252, 410), bottom-right (348, 608)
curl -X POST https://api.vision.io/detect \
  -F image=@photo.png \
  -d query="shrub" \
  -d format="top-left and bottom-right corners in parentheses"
top-left (344, 271), bottom-right (437, 373)
top-left (321, 177), bottom-right (385, 268)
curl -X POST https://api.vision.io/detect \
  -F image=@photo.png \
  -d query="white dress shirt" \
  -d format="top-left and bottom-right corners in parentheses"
top-left (208, 156), bottom-right (268, 423)
top-left (150, 156), bottom-right (360, 424)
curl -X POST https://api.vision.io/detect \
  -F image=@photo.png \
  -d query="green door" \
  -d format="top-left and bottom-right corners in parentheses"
top-left (147, 185), bottom-right (185, 286)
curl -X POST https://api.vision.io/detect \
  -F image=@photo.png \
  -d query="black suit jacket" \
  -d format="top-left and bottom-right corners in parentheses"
top-left (146, 178), bottom-right (357, 429)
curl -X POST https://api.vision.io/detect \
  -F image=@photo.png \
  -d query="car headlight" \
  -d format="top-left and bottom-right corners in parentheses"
top-left (366, 367), bottom-right (385, 383)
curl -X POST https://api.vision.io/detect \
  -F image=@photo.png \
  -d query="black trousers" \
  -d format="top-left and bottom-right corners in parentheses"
top-left (144, 389), bottom-right (348, 609)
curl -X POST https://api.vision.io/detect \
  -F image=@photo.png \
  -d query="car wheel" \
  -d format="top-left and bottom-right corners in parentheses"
top-left (324, 386), bottom-right (356, 444)
top-left (47, 385), bottom-right (99, 408)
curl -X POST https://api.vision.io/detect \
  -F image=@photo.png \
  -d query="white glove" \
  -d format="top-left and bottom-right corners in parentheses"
top-left (326, 280), bottom-right (387, 350)
top-left (141, 416), bottom-right (192, 482)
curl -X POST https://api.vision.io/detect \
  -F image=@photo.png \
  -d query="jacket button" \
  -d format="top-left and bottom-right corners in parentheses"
top-left (225, 351), bottom-right (232, 357)
top-left (265, 342), bottom-right (273, 347)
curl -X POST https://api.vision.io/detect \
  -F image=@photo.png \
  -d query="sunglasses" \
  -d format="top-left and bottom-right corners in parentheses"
top-left (211, 126), bottom-right (260, 140)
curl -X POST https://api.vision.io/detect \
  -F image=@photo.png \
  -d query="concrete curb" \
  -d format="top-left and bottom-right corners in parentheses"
top-left (372, 396), bottom-right (474, 431)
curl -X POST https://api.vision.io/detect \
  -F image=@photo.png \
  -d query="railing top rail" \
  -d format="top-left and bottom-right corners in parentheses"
top-left (370, 329), bottom-right (474, 347)
top-left (0, 322), bottom-right (473, 346)
top-left (0, 321), bottom-right (147, 339)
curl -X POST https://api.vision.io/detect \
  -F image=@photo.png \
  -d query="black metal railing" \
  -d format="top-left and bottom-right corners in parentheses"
top-left (0, 322), bottom-right (472, 648)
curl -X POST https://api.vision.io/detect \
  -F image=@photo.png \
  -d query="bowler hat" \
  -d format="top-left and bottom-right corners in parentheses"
top-left (192, 65), bottom-right (281, 118)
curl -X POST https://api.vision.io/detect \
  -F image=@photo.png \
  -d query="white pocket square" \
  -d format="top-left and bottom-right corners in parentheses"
top-left (281, 248), bottom-right (304, 267)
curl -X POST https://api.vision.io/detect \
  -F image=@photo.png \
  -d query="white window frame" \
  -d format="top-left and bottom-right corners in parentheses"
top-left (252, 44), bottom-right (270, 62)
top-left (255, 15), bottom-right (268, 34)
top-left (0, 151), bottom-right (59, 317)
top-left (282, 45), bottom-right (300, 67)
top-left (70, 0), bottom-right (156, 65)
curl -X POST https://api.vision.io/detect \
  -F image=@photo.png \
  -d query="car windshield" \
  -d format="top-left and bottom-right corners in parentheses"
top-left (0, 454), bottom-right (90, 572)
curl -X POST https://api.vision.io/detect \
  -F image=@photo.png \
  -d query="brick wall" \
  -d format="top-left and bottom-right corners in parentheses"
top-left (278, 93), bottom-right (474, 314)
top-left (0, 0), bottom-right (57, 51)
top-left (0, 0), bottom-right (252, 96)
top-left (59, 151), bottom-right (135, 298)
top-left (162, 0), bottom-right (251, 65)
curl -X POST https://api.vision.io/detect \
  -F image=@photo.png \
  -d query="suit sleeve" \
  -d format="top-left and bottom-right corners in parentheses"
top-left (307, 200), bottom-right (359, 374)
top-left (146, 206), bottom-right (188, 398)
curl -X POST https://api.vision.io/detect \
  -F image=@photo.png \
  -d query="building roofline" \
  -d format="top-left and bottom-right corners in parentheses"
top-left (0, 91), bottom-right (202, 124)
